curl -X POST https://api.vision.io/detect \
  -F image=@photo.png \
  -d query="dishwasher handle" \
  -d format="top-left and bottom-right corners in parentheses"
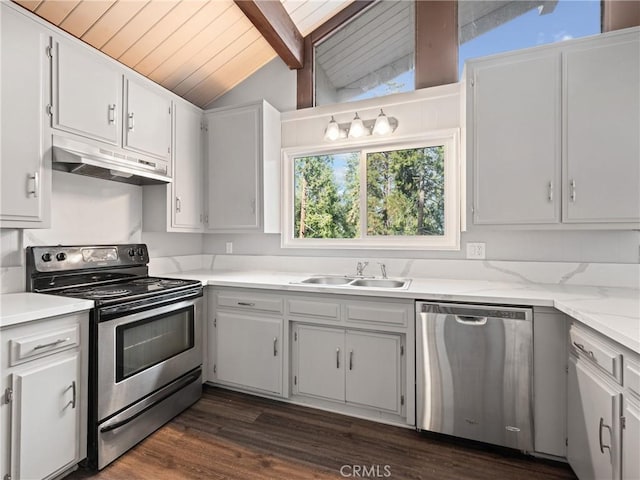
top-left (455, 315), bottom-right (488, 326)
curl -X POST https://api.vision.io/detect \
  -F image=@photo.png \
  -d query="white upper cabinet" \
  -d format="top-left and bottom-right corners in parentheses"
top-left (470, 51), bottom-right (561, 224)
top-left (52, 37), bottom-right (121, 146)
top-left (468, 27), bottom-right (640, 227)
top-left (172, 101), bottom-right (204, 229)
top-left (123, 78), bottom-right (172, 162)
top-left (563, 34), bottom-right (640, 223)
top-left (0, 4), bottom-right (51, 228)
top-left (205, 100), bottom-right (281, 232)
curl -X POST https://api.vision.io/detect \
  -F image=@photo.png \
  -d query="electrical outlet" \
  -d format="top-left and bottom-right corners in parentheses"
top-left (466, 242), bottom-right (486, 259)
top-left (225, 242), bottom-right (233, 254)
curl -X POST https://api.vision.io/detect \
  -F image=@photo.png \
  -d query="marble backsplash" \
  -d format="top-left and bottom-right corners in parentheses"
top-left (3, 253), bottom-right (638, 294)
top-left (148, 254), bottom-right (640, 290)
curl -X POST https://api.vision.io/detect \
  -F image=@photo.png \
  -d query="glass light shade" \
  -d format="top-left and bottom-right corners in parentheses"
top-left (373, 109), bottom-right (391, 136)
top-left (324, 116), bottom-right (340, 141)
top-left (348, 113), bottom-right (365, 138)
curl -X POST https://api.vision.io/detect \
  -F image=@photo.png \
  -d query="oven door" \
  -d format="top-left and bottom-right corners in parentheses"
top-left (97, 295), bottom-right (202, 421)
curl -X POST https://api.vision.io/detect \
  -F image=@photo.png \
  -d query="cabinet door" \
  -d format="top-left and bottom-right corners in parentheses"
top-left (53, 37), bottom-right (121, 145)
top-left (345, 331), bottom-right (402, 413)
top-left (215, 311), bottom-right (282, 394)
top-left (470, 52), bottom-right (561, 224)
top-left (622, 397), bottom-right (640, 480)
top-left (172, 102), bottom-right (203, 229)
top-left (563, 36), bottom-right (640, 223)
top-left (294, 325), bottom-right (345, 402)
top-left (0, 5), bottom-right (50, 225)
top-left (206, 105), bottom-right (261, 230)
top-left (11, 353), bottom-right (79, 480)
top-left (567, 356), bottom-right (620, 480)
top-left (124, 78), bottom-right (172, 161)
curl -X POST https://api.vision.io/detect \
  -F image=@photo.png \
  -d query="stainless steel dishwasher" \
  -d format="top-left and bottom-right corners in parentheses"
top-left (416, 302), bottom-right (533, 452)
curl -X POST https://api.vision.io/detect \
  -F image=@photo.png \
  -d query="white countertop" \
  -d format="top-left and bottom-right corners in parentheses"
top-left (164, 269), bottom-right (640, 354)
top-left (0, 293), bottom-right (94, 328)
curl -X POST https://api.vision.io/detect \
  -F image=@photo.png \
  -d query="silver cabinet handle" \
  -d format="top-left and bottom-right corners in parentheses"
top-left (599, 417), bottom-right (611, 454)
top-left (128, 112), bottom-right (135, 131)
top-left (273, 337), bottom-right (278, 357)
top-left (336, 348), bottom-right (340, 369)
top-left (27, 172), bottom-right (39, 198)
top-left (70, 380), bottom-right (76, 409)
top-left (548, 181), bottom-right (553, 202)
top-left (570, 179), bottom-right (576, 202)
top-left (250, 199), bottom-right (256, 214)
top-left (108, 104), bottom-right (116, 124)
top-left (176, 196), bottom-right (182, 213)
top-left (33, 337), bottom-right (69, 350)
top-left (237, 302), bottom-right (255, 307)
top-left (349, 350), bottom-right (354, 370)
top-left (572, 341), bottom-right (596, 361)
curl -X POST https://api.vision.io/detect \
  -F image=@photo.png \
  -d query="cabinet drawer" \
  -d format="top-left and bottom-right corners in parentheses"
top-left (625, 356), bottom-right (640, 398)
top-left (346, 303), bottom-right (409, 327)
top-left (288, 299), bottom-right (340, 320)
top-left (10, 325), bottom-right (79, 366)
top-left (217, 292), bottom-right (283, 314)
top-left (569, 324), bottom-right (622, 383)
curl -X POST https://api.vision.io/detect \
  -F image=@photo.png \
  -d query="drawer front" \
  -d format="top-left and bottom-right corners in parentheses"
top-left (569, 324), bottom-right (622, 383)
top-left (346, 303), bottom-right (409, 327)
top-left (626, 356), bottom-right (640, 398)
top-left (10, 325), bottom-right (79, 366)
top-left (288, 299), bottom-right (340, 320)
top-left (217, 292), bottom-right (283, 314)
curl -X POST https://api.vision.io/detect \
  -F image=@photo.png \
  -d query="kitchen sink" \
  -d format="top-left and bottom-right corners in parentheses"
top-left (300, 276), bottom-right (354, 285)
top-left (296, 276), bottom-right (410, 289)
top-left (349, 278), bottom-right (409, 289)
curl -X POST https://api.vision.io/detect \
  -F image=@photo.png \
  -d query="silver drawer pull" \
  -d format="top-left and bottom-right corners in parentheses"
top-left (108, 104), bottom-right (116, 124)
top-left (572, 341), bottom-right (596, 360)
top-left (456, 315), bottom-right (487, 326)
top-left (336, 347), bottom-right (340, 369)
top-left (349, 350), bottom-right (354, 370)
top-left (33, 337), bottom-right (70, 351)
top-left (237, 302), bottom-right (255, 307)
top-left (66, 381), bottom-right (77, 409)
top-left (599, 417), bottom-right (611, 454)
top-left (27, 172), bottom-right (39, 198)
top-left (273, 337), bottom-right (278, 357)
top-left (548, 181), bottom-right (553, 202)
top-left (128, 112), bottom-right (135, 131)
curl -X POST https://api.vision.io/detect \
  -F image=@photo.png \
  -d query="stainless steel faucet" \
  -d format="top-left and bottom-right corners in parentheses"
top-left (356, 261), bottom-right (369, 277)
top-left (378, 263), bottom-right (387, 279)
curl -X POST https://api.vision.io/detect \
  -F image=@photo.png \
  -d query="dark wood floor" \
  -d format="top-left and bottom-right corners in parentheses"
top-left (69, 386), bottom-right (577, 480)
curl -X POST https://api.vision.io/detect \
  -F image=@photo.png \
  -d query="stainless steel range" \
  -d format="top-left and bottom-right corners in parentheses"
top-left (26, 244), bottom-right (203, 470)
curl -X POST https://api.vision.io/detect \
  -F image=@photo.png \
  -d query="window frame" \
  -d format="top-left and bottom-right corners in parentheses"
top-left (281, 130), bottom-right (461, 250)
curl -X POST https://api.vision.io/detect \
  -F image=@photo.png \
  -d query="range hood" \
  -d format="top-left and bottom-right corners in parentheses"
top-left (52, 136), bottom-right (172, 186)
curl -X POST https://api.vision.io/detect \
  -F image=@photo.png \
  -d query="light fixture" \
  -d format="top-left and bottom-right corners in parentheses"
top-left (372, 109), bottom-right (391, 136)
top-left (323, 111), bottom-right (398, 142)
top-left (348, 113), bottom-right (365, 138)
top-left (323, 116), bottom-right (340, 141)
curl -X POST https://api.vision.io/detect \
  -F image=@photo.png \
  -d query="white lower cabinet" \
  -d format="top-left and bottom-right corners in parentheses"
top-left (214, 312), bottom-right (283, 395)
top-left (292, 324), bottom-right (403, 415)
top-left (1, 312), bottom-right (88, 480)
top-left (566, 321), bottom-right (640, 480)
top-left (567, 356), bottom-right (620, 480)
top-left (209, 290), bottom-right (284, 396)
top-left (622, 396), bottom-right (640, 480)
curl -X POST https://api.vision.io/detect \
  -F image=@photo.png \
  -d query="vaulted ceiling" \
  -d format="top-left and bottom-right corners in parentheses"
top-left (12, 0), bottom-right (354, 108)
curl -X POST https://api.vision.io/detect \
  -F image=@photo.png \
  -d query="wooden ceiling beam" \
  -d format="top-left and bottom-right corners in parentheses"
top-left (234, 0), bottom-right (304, 69)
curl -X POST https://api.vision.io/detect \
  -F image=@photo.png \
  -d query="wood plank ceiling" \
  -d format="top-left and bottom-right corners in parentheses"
top-left (12, 0), bottom-right (354, 108)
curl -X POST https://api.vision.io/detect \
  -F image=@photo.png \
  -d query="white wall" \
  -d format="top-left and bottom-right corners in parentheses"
top-left (206, 57), bottom-right (297, 113)
top-left (0, 171), bottom-right (203, 292)
top-left (202, 79), bottom-right (640, 264)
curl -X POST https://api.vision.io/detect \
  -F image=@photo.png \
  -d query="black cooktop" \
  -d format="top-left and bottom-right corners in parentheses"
top-left (55, 276), bottom-right (201, 302)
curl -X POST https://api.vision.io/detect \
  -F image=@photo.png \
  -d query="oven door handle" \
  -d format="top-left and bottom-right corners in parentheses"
top-left (99, 370), bottom-right (201, 433)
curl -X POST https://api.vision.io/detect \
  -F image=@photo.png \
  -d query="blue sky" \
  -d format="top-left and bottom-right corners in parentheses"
top-left (352, 0), bottom-right (601, 101)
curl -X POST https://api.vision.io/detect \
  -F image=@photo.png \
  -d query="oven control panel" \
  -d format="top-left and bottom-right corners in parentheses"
top-left (27, 244), bottom-right (149, 272)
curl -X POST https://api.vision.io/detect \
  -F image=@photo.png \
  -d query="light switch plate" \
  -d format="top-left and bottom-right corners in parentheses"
top-left (466, 242), bottom-right (486, 259)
